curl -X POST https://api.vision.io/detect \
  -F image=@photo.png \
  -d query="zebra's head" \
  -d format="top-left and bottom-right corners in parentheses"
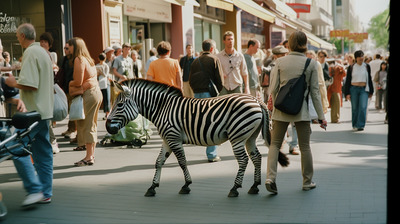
top-left (106, 81), bottom-right (139, 134)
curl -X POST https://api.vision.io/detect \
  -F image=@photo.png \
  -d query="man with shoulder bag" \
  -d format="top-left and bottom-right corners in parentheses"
top-left (189, 39), bottom-right (224, 162)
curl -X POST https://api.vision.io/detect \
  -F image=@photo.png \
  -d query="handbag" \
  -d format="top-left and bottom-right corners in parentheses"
top-left (69, 95), bottom-right (85, 121)
top-left (274, 58), bottom-right (311, 115)
top-left (52, 84), bottom-right (68, 121)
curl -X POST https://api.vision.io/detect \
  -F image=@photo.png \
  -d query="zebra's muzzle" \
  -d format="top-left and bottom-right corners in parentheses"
top-left (106, 119), bottom-right (120, 134)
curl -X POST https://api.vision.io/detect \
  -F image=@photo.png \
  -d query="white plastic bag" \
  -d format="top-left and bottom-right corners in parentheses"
top-left (53, 84), bottom-right (68, 121)
top-left (69, 95), bottom-right (85, 121)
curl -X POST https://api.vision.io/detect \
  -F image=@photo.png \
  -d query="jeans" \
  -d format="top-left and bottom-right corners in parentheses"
top-left (350, 86), bottom-right (369, 129)
top-left (11, 119), bottom-right (53, 198)
top-left (194, 92), bottom-right (218, 159)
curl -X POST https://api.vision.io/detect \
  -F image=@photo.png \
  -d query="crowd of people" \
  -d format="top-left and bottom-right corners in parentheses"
top-left (0, 23), bottom-right (389, 208)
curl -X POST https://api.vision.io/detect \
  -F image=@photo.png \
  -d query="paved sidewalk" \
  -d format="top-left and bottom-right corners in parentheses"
top-left (0, 100), bottom-right (387, 223)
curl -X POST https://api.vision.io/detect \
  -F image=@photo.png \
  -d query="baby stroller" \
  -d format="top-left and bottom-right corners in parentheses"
top-left (0, 111), bottom-right (41, 220)
top-left (100, 114), bottom-right (152, 148)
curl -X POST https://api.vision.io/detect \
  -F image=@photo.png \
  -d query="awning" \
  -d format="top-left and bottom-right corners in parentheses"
top-left (267, 0), bottom-right (297, 19)
top-left (232, 0), bottom-right (275, 23)
top-left (206, 0), bottom-right (234, 11)
top-left (164, 0), bottom-right (200, 7)
top-left (303, 30), bottom-right (335, 51)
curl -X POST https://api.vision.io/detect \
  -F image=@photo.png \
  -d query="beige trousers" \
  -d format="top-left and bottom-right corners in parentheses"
top-left (76, 86), bottom-right (102, 145)
top-left (266, 120), bottom-right (314, 185)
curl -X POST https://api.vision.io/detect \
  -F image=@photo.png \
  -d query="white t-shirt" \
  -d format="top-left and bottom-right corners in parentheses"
top-left (352, 63), bottom-right (368, 83)
top-left (96, 63), bottom-right (110, 89)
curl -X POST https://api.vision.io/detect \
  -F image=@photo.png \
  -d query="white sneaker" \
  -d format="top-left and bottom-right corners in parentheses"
top-left (51, 141), bottom-right (60, 154)
top-left (302, 182), bottom-right (316, 191)
top-left (22, 192), bottom-right (44, 207)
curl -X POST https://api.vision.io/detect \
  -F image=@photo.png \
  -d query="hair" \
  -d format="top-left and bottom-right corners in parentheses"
top-left (354, 50), bottom-right (364, 59)
top-left (379, 61), bottom-right (388, 71)
top-left (157, 41), bottom-right (171, 56)
top-left (185, 44), bottom-right (192, 49)
top-left (202, 39), bottom-right (215, 52)
top-left (223, 31), bottom-right (234, 40)
top-left (67, 37), bottom-right (95, 67)
top-left (288, 31), bottom-right (308, 53)
top-left (149, 48), bottom-right (157, 57)
top-left (317, 49), bottom-right (328, 57)
top-left (247, 39), bottom-right (257, 48)
top-left (16, 23), bottom-right (36, 40)
top-left (98, 52), bottom-right (106, 61)
top-left (347, 54), bottom-right (355, 64)
top-left (39, 32), bottom-right (54, 47)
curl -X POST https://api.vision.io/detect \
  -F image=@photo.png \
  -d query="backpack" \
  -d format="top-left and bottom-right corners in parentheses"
top-left (274, 58), bottom-right (311, 115)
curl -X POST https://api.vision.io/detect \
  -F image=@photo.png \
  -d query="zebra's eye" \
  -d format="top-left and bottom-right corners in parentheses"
top-left (117, 102), bottom-right (124, 107)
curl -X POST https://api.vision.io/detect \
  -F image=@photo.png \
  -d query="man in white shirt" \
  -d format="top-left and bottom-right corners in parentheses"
top-left (217, 31), bottom-right (249, 95)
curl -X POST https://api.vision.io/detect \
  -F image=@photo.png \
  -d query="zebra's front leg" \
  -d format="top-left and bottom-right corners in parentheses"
top-left (171, 144), bottom-right (192, 195)
top-left (145, 143), bottom-right (171, 197)
top-left (228, 143), bottom-right (249, 197)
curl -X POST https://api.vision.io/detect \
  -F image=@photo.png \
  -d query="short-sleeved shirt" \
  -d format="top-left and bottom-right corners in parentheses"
top-left (217, 49), bottom-right (248, 90)
top-left (18, 42), bottom-right (54, 120)
top-left (244, 53), bottom-right (259, 89)
top-left (112, 55), bottom-right (134, 81)
top-left (96, 63), bottom-right (110, 89)
top-left (147, 57), bottom-right (180, 88)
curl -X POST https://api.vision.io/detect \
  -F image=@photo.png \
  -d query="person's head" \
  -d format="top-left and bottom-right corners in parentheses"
top-left (121, 43), bottom-right (131, 57)
top-left (63, 43), bottom-right (71, 56)
top-left (347, 54), bottom-right (355, 65)
top-left (317, 50), bottom-right (328, 64)
top-left (223, 31), bottom-right (234, 50)
top-left (149, 48), bottom-right (157, 57)
top-left (16, 23), bottom-right (36, 48)
top-left (2, 51), bottom-right (10, 63)
top-left (67, 37), bottom-right (95, 66)
top-left (131, 49), bottom-right (138, 61)
top-left (157, 41), bottom-right (171, 56)
top-left (354, 50), bottom-right (364, 65)
top-left (306, 50), bottom-right (316, 60)
top-left (202, 39), bottom-right (216, 53)
top-left (281, 40), bottom-right (289, 49)
top-left (247, 39), bottom-right (260, 55)
top-left (185, 44), bottom-right (193, 57)
top-left (98, 52), bottom-right (106, 62)
top-left (39, 32), bottom-right (54, 51)
top-left (113, 45), bottom-right (122, 56)
top-left (380, 61), bottom-right (388, 71)
top-left (288, 31), bottom-right (307, 53)
top-left (374, 54), bottom-right (381, 60)
top-left (272, 45), bottom-right (288, 59)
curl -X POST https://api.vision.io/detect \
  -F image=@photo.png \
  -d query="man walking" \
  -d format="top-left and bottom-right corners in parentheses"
top-left (112, 43), bottom-right (134, 81)
top-left (189, 39), bottom-right (224, 162)
top-left (244, 39), bottom-right (261, 98)
top-left (5, 23), bottom-right (54, 206)
top-left (179, 44), bottom-right (195, 97)
top-left (217, 31), bottom-right (249, 95)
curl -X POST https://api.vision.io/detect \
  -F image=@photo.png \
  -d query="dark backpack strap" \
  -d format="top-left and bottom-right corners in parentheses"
top-left (303, 58), bottom-right (312, 109)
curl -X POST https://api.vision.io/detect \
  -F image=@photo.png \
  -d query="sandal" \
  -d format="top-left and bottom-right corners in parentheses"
top-left (74, 159), bottom-right (94, 167)
top-left (73, 146), bottom-right (86, 151)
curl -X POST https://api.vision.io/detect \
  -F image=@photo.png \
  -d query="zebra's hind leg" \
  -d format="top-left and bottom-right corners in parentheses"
top-left (246, 129), bottom-right (262, 195)
top-left (172, 145), bottom-right (193, 195)
top-left (228, 142), bottom-right (249, 197)
top-left (145, 144), bottom-right (171, 197)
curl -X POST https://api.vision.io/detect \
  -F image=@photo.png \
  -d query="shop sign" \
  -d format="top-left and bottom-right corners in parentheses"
top-left (124, 0), bottom-right (172, 23)
top-left (0, 12), bottom-right (21, 34)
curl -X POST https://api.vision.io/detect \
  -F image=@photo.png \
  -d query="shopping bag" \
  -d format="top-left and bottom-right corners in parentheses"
top-left (52, 84), bottom-right (68, 121)
top-left (69, 95), bottom-right (85, 121)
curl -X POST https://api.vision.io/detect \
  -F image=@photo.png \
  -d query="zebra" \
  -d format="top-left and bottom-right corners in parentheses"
top-left (106, 79), bottom-right (289, 197)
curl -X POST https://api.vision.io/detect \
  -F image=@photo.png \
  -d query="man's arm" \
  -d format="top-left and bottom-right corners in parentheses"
top-left (4, 74), bottom-right (37, 91)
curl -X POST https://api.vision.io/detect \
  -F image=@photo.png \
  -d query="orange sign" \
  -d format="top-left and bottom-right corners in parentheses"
top-left (330, 29), bottom-right (350, 38)
top-left (349, 33), bottom-right (369, 43)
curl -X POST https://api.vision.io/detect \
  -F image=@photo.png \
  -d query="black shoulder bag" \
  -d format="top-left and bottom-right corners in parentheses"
top-left (274, 58), bottom-right (311, 115)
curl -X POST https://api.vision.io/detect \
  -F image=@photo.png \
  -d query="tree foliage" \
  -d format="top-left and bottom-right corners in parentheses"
top-left (367, 8), bottom-right (389, 50)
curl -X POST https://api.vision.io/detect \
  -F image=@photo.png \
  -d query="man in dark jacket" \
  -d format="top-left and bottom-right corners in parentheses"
top-left (188, 39), bottom-right (224, 162)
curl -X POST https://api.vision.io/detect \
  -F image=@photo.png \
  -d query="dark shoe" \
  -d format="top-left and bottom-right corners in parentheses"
top-left (265, 179), bottom-right (278, 194)
top-left (73, 145), bottom-right (86, 151)
top-left (74, 159), bottom-right (94, 167)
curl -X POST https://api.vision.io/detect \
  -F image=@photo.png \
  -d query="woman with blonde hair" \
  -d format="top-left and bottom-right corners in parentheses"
top-left (67, 37), bottom-right (102, 166)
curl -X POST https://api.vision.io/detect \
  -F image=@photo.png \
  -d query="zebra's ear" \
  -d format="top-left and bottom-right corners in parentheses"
top-left (114, 81), bottom-right (131, 95)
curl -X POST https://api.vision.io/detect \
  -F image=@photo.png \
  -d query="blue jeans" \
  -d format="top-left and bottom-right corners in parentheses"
top-left (194, 92), bottom-right (218, 159)
top-left (11, 119), bottom-right (53, 198)
top-left (350, 86), bottom-right (369, 129)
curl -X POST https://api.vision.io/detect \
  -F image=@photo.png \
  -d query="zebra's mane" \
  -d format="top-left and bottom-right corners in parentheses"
top-left (120, 78), bottom-right (183, 97)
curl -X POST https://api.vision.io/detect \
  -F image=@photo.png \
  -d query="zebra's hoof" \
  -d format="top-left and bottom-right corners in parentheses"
top-left (247, 186), bottom-right (259, 194)
top-left (179, 186), bottom-right (191, 194)
top-left (144, 188), bottom-right (156, 197)
top-left (228, 189), bottom-right (239, 197)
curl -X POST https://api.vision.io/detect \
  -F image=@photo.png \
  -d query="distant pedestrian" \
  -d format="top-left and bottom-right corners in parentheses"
top-left (131, 50), bottom-right (143, 78)
top-left (112, 43), bottom-right (134, 82)
top-left (189, 39), bottom-right (224, 162)
top-left (147, 41), bottom-right (182, 90)
top-left (179, 44), bottom-right (195, 97)
top-left (145, 48), bottom-right (157, 78)
top-left (369, 54), bottom-right (383, 109)
top-left (317, 50), bottom-right (331, 87)
top-left (344, 50), bottom-right (374, 131)
top-left (327, 60), bottom-right (346, 123)
top-left (96, 53), bottom-right (110, 119)
top-left (67, 37), bottom-right (102, 166)
top-left (244, 39), bottom-right (261, 99)
top-left (266, 31), bottom-right (327, 194)
top-left (373, 61), bottom-right (388, 110)
top-left (5, 23), bottom-right (54, 206)
top-left (217, 31), bottom-right (249, 95)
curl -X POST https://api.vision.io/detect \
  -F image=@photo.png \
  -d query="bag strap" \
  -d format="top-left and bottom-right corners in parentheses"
top-left (303, 58), bottom-right (312, 109)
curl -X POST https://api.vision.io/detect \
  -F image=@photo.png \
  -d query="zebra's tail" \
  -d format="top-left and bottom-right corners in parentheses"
top-left (260, 104), bottom-right (289, 167)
